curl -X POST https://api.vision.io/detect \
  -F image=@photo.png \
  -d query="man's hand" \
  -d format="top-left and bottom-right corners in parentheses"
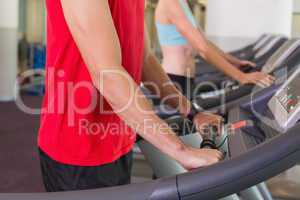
top-left (178, 147), bottom-right (224, 170)
top-left (193, 112), bottom-right (224, 137)
top-left (240, 72), bottom-right (275, 88)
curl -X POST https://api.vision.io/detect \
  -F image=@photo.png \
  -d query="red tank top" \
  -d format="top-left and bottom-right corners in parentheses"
top-left (38, 0), bottom-right (145, 166)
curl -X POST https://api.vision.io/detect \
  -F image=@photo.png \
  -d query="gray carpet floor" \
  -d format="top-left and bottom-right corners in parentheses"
top-left (0, 95), bottom-right (152, 193)
top-left (0, 96), bottom-right (44, 192)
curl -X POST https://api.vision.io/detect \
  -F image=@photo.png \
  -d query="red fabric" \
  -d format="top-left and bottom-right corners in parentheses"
top-left (38, 0), bottom-right (145, 166)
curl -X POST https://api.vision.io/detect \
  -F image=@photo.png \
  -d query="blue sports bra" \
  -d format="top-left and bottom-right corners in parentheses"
top-left (156, 0), bottom-right (198, 46)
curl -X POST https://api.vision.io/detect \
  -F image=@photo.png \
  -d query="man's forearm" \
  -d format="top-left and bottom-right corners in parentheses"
top-left (91, 66), bottom-right (188, 162)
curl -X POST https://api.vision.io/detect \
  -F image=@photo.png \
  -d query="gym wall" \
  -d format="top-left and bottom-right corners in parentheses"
top-left (0, 0), bottom-right (18, 101)
top-left (206, 0), bottom-right (293, 38)
top-left (25, 0), bottom-right (46, 44)
top-left (293, 0), bottom-right (300, 37)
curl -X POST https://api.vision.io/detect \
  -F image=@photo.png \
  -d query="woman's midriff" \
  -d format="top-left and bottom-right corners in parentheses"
top-left (161, 44), bottom-right (196, 78)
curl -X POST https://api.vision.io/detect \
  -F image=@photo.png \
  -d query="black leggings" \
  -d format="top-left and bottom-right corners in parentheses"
top-left (168, 74), bottom-right (194, 100)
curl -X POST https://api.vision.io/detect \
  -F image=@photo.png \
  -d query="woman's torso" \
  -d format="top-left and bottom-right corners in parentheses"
top-left (155, 0), bottom-right (196, 77)
top-left (161, 45), bottom-right (195, 77)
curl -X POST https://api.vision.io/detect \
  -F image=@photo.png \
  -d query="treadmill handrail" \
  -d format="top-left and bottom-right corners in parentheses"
top-left (194, 43), bottom-right (300, 112)
top-left (176, 123), bottom-right (300, 200)
top-left (255, 36), bottom-right (286, 60)
top-left (262, 39), bottom-right (300, 73)
top-left (2, 120), bottom-right (299, 200)
top-left (253, 35), bottom-right (274, 52)
top-left (0, 177), bottom-right (180, 200)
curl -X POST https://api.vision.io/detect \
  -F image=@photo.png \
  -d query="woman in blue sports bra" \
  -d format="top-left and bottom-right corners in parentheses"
top-left (155, 0), bottom-right (274, 98)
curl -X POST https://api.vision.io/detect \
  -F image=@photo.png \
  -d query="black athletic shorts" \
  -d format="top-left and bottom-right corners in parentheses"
top-left (39, 149), bottom-right (133, 192)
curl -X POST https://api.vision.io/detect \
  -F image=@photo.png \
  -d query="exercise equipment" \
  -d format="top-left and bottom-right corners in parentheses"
top-left (135, 64), bottom-right (300, 200)
top-left (2, 67), bottom-right (300, 200)
top-left (195, 34), bottom-right (273, 76)
top-left (194, 39), bottom-right (300, 113)
top-left (2, 43), bottom-right (300, 200)
top-left (230, 34), bottom-right (272, 59)
top-left (141, 35), bottom-right (276, 106)
top-left (268, 68), bottom-right (300, 132)
top-left (152, 38), bottom-right (300, 119)
top-left (142, 36), bottom-right (287, 115)
top-left (194, 35), bottom-right (288, 92)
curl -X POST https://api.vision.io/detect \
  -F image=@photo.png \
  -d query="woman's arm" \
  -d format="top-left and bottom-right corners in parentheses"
top-left (163, 0), bottom-right (274, 87)
top-left (207, 40), bottom-right (256, 68)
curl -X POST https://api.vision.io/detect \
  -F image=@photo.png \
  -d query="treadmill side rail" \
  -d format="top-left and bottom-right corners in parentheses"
top-left (0, 178), bottom-right (180, 200)
top-left (176, 124), bottom-right (300, 200)
top-left (262, 39), bottom-right (300, 74)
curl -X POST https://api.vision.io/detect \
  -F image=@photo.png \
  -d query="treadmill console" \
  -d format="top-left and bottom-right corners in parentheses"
top-left (268, 66), bottom-right (300, 132)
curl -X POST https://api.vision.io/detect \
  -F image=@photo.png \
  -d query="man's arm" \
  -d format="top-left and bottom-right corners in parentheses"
top-left (61, 0), bottom-right (222, 169)
top-left (164, 0), bottom-right (274, 87)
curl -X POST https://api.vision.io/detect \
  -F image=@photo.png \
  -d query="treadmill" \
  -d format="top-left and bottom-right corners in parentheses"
top-left (194, 35), bottom-right (287, 92)
top-left (136, 65), bottom-right (300, 200)
top-left (142, 35), bottom-right (284, 109)
top-left (194, 39), bottom-right (300, 114)
top-left (153, 39), bottom-right (300, 120)
top-left (195, 34), bottom-right (282, 78)
top-left (195, 34), bottom-right (273, 76)
top-left (230, 34), bottom-right (271, 59)
top-left (143, 35), bottom-right (276, 101)
top-left (1, 65), bottom-right (300, 200)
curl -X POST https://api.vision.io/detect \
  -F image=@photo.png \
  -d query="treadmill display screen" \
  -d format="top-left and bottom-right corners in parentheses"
top-left (268, 66), bottom-right (300, 132)
top-left (277, 75), bottom-right (300, 114)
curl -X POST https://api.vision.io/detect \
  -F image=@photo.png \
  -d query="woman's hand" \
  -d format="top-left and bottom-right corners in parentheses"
top-left (225, 53), bottom-right (256, 68)
top-left (239, 72), bottom-right (275, 88)
top-left (193, 112), bottom-right (224, 137)
top-left (238, 60), bottom-right (257, 68)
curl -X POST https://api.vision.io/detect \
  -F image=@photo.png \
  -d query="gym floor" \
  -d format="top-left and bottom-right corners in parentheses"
top-left (0, 95), bottom-right (299, 200)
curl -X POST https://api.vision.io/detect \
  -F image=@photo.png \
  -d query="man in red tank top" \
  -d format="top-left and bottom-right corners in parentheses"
top-left (39, 0), bottom-right (223, 192)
